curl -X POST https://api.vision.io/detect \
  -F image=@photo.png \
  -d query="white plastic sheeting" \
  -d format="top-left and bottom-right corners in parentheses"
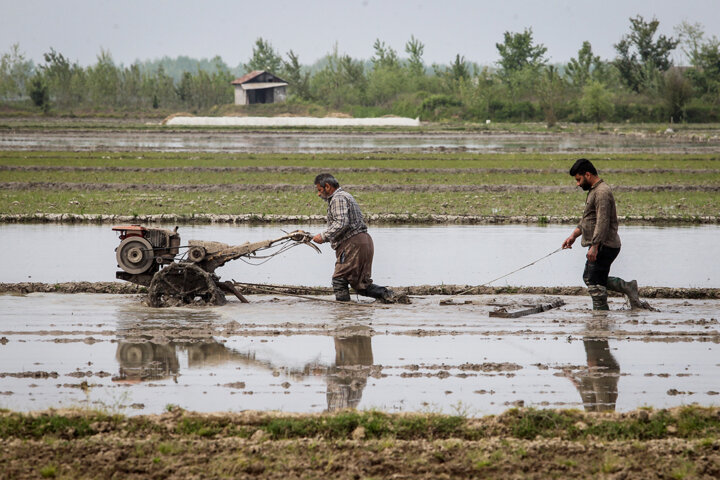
top-left (164, 116), bottom-right (421, 127)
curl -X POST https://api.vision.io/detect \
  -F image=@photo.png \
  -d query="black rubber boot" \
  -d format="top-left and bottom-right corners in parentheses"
top-left (607, 277), bottom-right (654, 310)
top-left (356, 283), bottom-right (388, 301)
top-left (587, 284), bottom-right (609, 311)
top-left (332, 277), bottom-right (351, 302)
top-left (357, 284), bottom-right (411, 304)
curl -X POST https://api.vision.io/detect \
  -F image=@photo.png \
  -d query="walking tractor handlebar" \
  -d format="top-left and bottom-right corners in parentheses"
top-left (113, 225), bottom-right (320, 307)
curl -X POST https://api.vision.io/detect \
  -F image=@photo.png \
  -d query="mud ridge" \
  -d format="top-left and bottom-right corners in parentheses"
top-left (2, 212), bottom-right (718, 225)
top-left (3, 181), bottom-right (719, 193)
top-left (2, 165), bottom-right (718, 174)
top-left (2, 282), bottom-right (718, 299)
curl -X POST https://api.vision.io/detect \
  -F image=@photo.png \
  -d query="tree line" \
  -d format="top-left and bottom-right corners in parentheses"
top-left (1, 15), bottom-right (719, 124)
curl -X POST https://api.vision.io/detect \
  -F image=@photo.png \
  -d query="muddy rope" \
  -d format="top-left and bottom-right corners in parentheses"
top-left (441, 247), bottom-right (564, 303)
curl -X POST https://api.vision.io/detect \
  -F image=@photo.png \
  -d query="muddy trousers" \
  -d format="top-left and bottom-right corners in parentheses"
top-left (583, 246), bottom-right (620, 311)
top-left (332, 277), bottom-right (389, 302)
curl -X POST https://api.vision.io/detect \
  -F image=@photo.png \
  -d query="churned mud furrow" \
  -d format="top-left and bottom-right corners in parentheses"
top-left (2, 165), bottom-right (718, 174)
top-left (2, 213), bottom-right (719, 225)
top-left (3, 181), bottom-right (719, 193)
top-left (2, 282), bottom-right (719, 298)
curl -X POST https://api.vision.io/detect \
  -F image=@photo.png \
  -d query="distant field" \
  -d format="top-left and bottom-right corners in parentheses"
top-left (1, 151), bottom-right (718, 221)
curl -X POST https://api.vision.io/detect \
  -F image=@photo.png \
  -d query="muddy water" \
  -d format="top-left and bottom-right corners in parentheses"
top-left (0, 293), bottom-right (718, 415)
top-left (2, 130), bottom-right (719, 153)
top-left (0, 223), bottom-right (718, 288)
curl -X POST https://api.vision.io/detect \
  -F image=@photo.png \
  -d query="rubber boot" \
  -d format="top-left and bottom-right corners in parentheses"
top-left (356, 283), bottom-right (389, 301)
top-left (587, 284), bottom-right (609, 311)
top-left (332, 277), bottom-right (351, 302)
top-left (357, 284), bottom-right (411, 304)
top-left (607, 277), bottom-right (653, 310)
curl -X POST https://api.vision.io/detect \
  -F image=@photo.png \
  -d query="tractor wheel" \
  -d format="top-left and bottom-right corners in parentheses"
top-left (147, 263), bottom-right (227, 307)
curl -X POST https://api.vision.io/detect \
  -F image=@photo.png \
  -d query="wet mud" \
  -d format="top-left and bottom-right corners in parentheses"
top-left (2, 281), bottom-right (720, 299)
top-left (2, 129), bottom-right (720, 153)
top-left (1, 292), bottom-right (718, 417)
top-left (3, 212), bottom-right (719, 226)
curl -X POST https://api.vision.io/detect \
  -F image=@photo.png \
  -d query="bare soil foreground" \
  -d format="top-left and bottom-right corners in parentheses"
top-left (2, 407), bottom-right (720, 479)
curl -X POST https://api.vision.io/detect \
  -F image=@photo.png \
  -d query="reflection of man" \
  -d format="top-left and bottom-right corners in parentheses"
top-left (561, 159), bottom-right (652, 311)
top-left (326, 328), bottom-right (374, 411)
top-left (312, 173), bottom-right (405, 303)
top-left (566, 338), bottom-right (620, 412)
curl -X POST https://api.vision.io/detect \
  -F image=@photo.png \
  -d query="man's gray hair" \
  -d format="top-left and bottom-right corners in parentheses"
top-left (314, 173), bottom-right (340, 188)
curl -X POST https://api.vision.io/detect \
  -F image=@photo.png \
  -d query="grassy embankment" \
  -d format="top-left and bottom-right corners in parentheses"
top-left (1, 151), bottom-right (718, 221)
top-left (1, 406), bottom-right (719, 478)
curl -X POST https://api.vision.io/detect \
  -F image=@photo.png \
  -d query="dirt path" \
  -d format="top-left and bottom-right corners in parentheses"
top-left (1, 407), bottom-right (719, 479)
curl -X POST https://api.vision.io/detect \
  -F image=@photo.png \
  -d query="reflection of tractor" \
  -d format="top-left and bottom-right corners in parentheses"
top-left (113, 225), bottom-right (319, 307)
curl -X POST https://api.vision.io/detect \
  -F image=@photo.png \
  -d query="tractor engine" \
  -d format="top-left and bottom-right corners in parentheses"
top-left (113, 225), bottom-right (180, 283)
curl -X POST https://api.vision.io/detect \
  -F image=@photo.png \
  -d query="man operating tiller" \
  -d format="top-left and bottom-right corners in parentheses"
top-left (312, 173), bottom-right (407, 304)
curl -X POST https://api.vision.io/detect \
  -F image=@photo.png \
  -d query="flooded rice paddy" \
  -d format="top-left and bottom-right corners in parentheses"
top-left (2, 130), bottom-right (720, 153)
top-left (0, 293), bottom-right (718, 416)
top-left (0, 223), bottom-right (718, 416)
top-left (0, 223), bottom-right (717, 287)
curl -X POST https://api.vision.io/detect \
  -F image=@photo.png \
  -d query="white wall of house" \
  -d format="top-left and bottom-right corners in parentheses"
top-left (234, 86), bottom-right (248, 105)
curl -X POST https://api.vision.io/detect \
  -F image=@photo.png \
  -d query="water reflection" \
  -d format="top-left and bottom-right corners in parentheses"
top-left (566, 320), bottom-right (620, 412)
top-left (326, 325), bottom-right (374, 411)
top-left (111, 306), bottom-right (376, 411)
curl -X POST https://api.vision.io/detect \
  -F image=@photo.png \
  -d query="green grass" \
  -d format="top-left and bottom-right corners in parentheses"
top-left (0, 410), bottom-right (116, 438)
top-left (2, 189), bottom-right (717, 219)
top-left (3, 169), bottom-right (719, 186)
top-left (1, 151), bottom-right (718, 220)
top-left (3, 406), bottom-right (720, 441)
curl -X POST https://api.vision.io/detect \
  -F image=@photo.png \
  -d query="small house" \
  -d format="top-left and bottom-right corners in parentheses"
top-left (231, 70), bottom-right (288, 105)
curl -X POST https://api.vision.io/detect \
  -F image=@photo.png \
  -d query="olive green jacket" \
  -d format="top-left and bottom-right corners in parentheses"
top-left (578, 179), bottom-right (621, 248)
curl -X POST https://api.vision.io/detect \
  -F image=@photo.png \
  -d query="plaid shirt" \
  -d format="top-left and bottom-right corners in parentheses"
top-left (322, 187), bottom-right (367, 249)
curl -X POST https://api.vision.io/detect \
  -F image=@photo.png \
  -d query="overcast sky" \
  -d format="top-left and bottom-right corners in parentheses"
top-left (2, 0), bottom-right (719, 69)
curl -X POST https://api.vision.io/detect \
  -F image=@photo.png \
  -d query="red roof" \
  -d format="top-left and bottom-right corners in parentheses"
top-left (231, 70), bottom-right (265, 85)
top-left (231, 70), bottom-right (288, 85)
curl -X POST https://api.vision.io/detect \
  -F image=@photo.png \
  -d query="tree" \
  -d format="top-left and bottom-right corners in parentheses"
top-left (0, 43), bottom-right (34, 101)
top-left (676, 21), bottom-right (720, 98)
top-left (495, 28), bottom-right (547, 78)
top-left (404, 35), bottom-right (425, 78)
top-left (613, 15), bottom-right (679, 92)
top-left (538, 65), bottom-right (566, 127)
top-left (311, 45), bottom-right (366, 107)
top-left (244, 38), bottom-right (283, 73)
top-left (87, 49), bottom-right (119, 107)
top-left (580, 80), bottom-right (614, 128)
top-left (40, 48), bottom-right (85, 108)
top-left (282, 50), bottom-right (311, 100)
top-left (27, 73), bottom-right (48, 112)
top-left (663, 67), bottom-right (693, 122)
top-left (371, 39), bottom-right (399, 70)
top-left (566, 41), bottom-right (605, 88)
